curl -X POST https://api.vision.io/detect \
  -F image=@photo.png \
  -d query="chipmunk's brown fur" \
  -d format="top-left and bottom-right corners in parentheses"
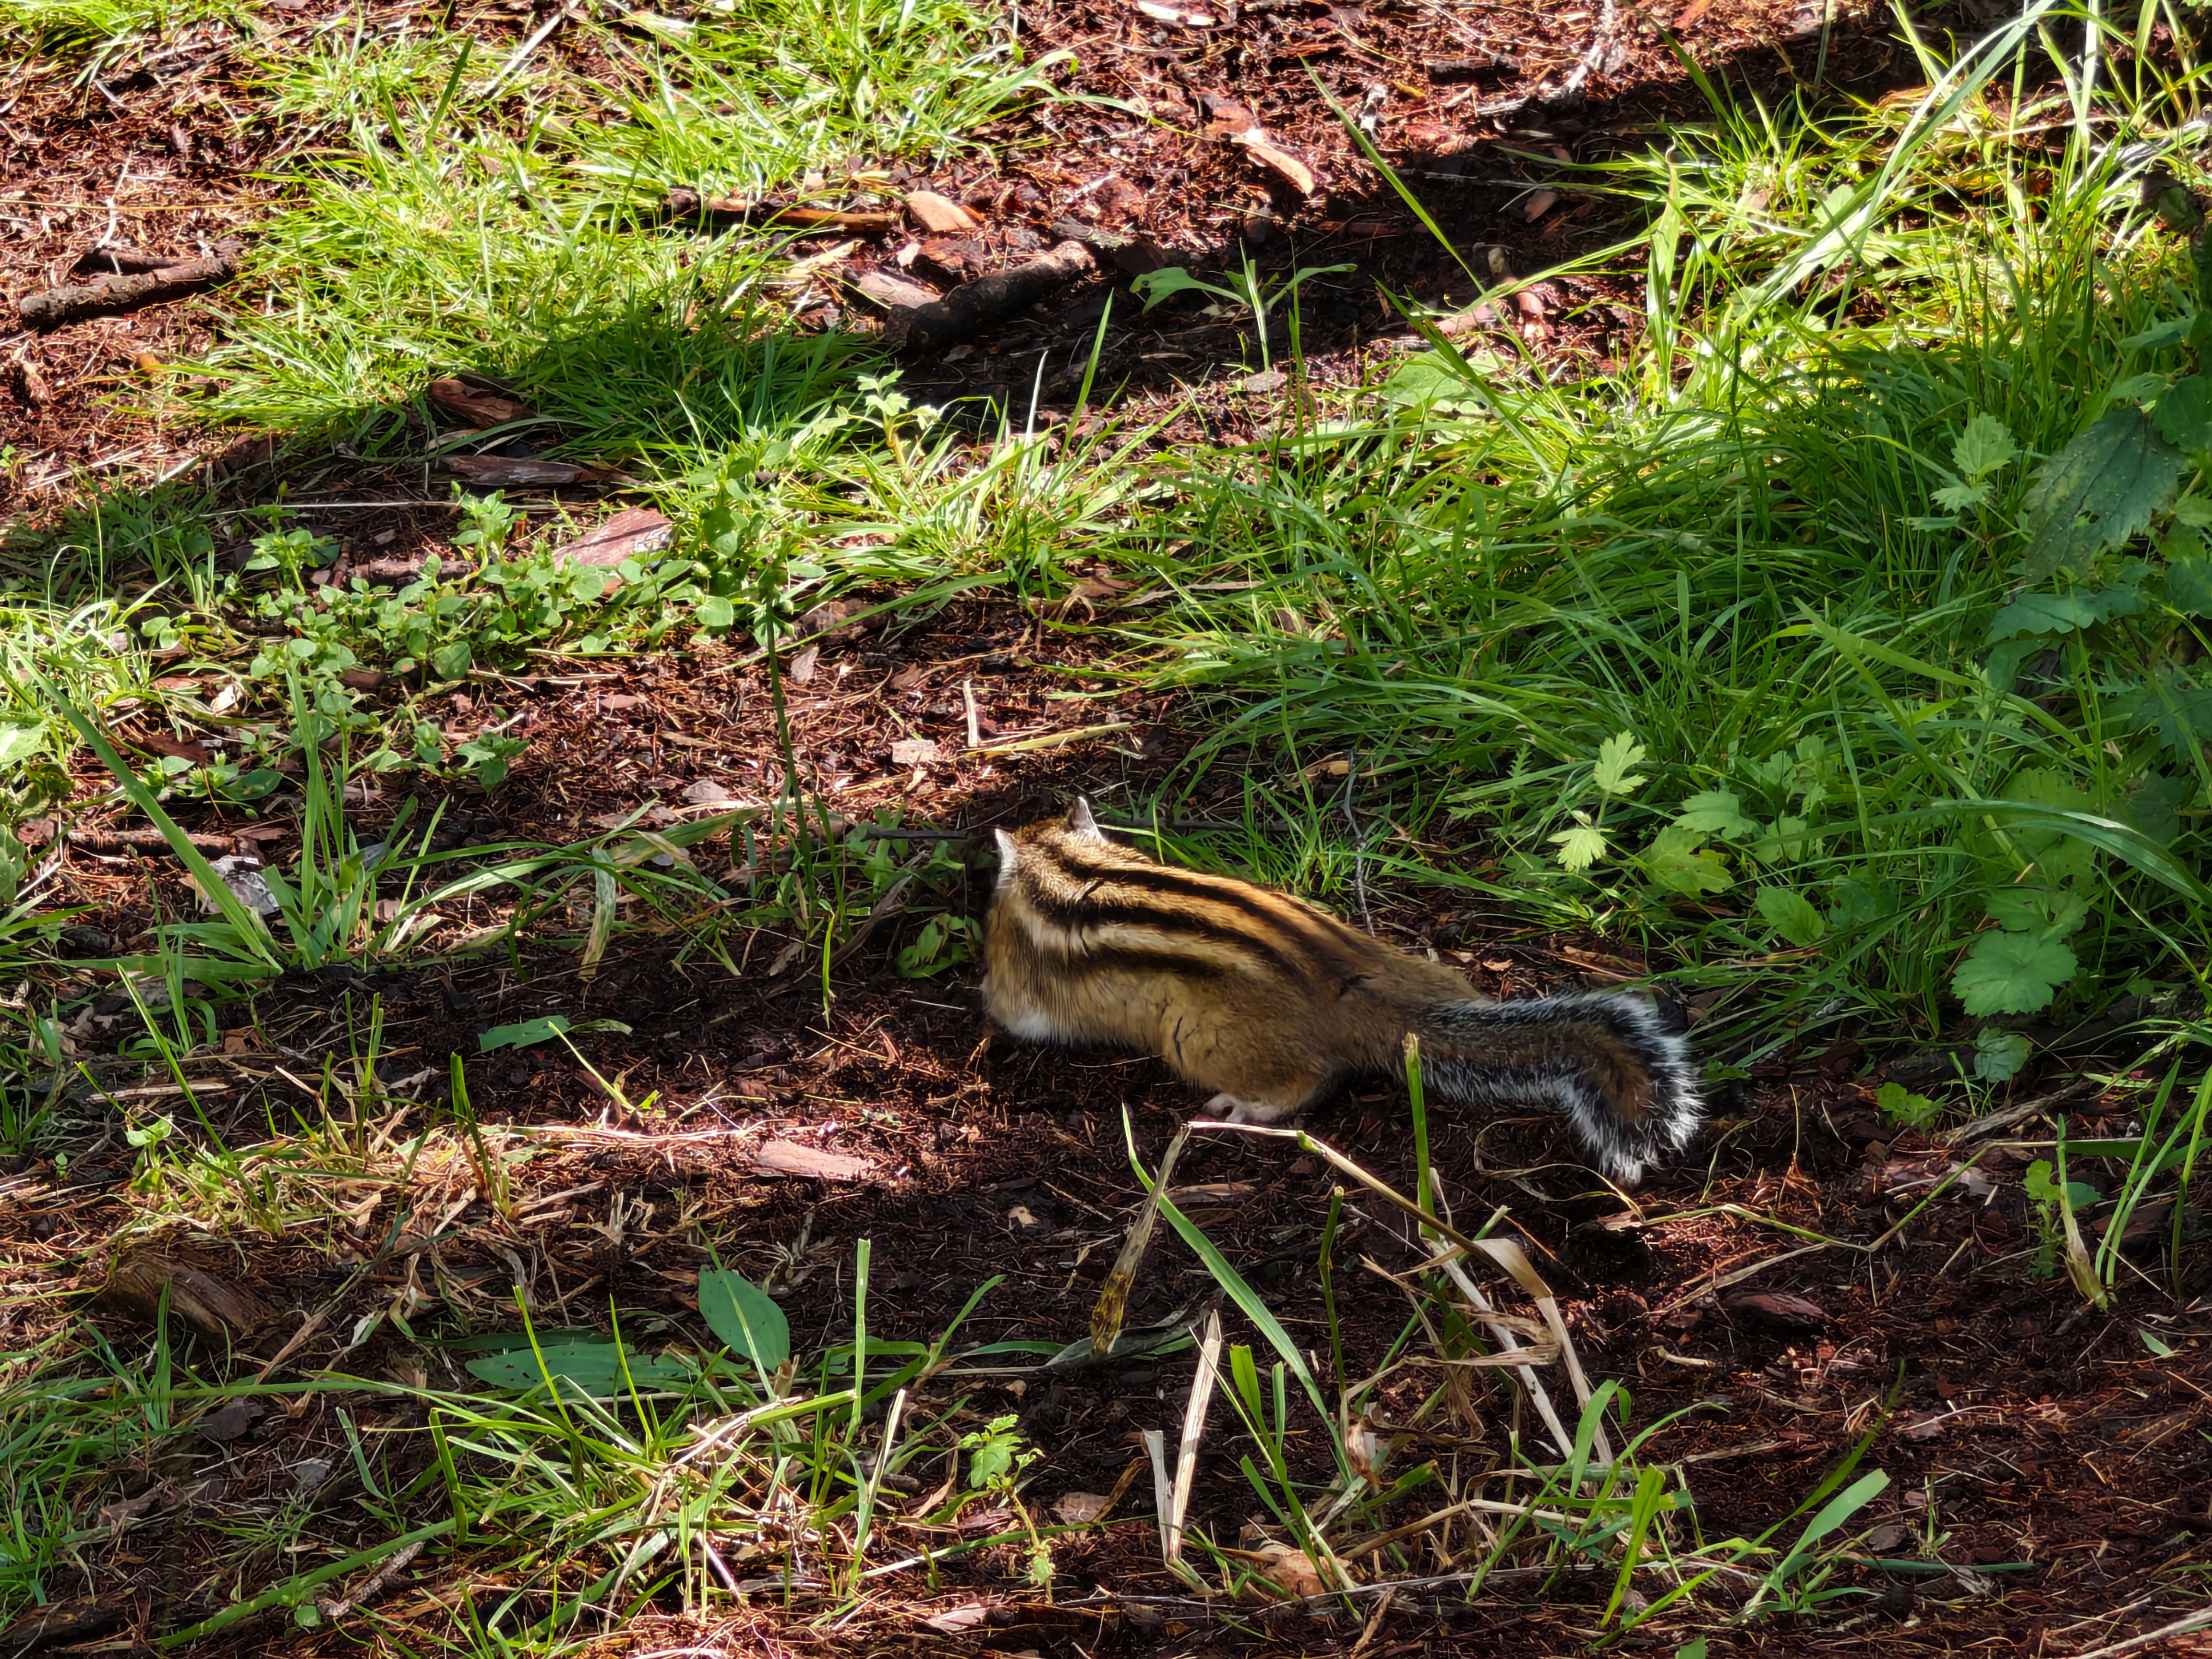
top-left (985, 802), bottom-right (1703, 1183)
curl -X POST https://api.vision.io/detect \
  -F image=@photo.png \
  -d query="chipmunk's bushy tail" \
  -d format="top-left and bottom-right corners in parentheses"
top-left (1411, 994), bottom-right (1704, 1184)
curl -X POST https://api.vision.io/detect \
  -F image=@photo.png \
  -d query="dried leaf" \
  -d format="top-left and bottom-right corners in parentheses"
top-left (1725, 1290), bottom-right (1830, 1329)
top-left (137, 731), bottom-right (212, 765)
top-left (1673, 0), bottom-right (1712, 24)
top-left (1250, 1540), bottom-right (1327, 1599)
top-left (785, 645), bottom-right (820, 685)
top-left (924, 1603), bottom-right (989, 1633)
top-left (682, 779), bottom-right (734, 806)
top-left (197, 1398), bottom-right (262, 1443)
top-left (754, 1139), bottom-right (877, 1182)
top-left (1238, 137), bottom-right (1317, 194)
top-left (1055, 1491), bottom-right (1114, 1525)
top-left (906, 190), bottom-right (981, 233)
top-left (890, 736), bottom-right (943, 766)
top-left (1523, 188), bottom-right (1560, 221)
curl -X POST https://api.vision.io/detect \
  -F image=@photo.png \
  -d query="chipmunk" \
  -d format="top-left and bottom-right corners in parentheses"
top-left (984, 802), bottom-right (1703, 1184)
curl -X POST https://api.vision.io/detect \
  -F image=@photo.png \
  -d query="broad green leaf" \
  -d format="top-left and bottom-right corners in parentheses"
top-left (2113, 372), bottom-right (2173, 406)
top-left (1953, 930), bottom-right (2078, 1015)
top-left (431, 640), bottom-right (473, 681)
top-left (1932, 481), bottom-right (1989, 513)
top-left (2126, 771), bottom-right (2193, 843)
top-left (464, 1339), bottom-right (691, 1395)
top-left (1644, 826), bottom-right (1731, 896)
top-left (1550, 823), bottom-right (1609, 871)
top-left (698, 1268), bottom-right (791, 1373)
top-left (2163, 557), bottom-right (2212, 615)
top-left (1974, 1029), bottom-right (2032, 1082)
top-left (1592, 732), bottom-right (1648, 796)
top-left (1754, 886), bottom-right (1827, 946)
top-left (1673, 789), bottom-right (1760, 839)
top-left (2156, 373), bottom-right (2212, 449)
top-left (1953, 411), bottom-right (2017, 480)
top-left (1875, 1081), bottom-right (1940, 1129)
top-left (1987, 591), bottom-right (2107, 640)
top-left (697, 594), bottom-right (735, 630)
top-left (1984, 887), bottom-right (2088, 938)
top-left (2176, 494), bottom-right (2212, 527)
top-left (1378, 355), bottom-right (1487, 411)
top-left (478, 1014), bottom-right (570, 1052)
top-left (0, 722), bottom-right (44, 769)
top-left (2019, 408), bottom-right (2185, 581)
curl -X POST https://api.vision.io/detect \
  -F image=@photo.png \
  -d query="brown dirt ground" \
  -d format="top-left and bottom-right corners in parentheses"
top-left (5, 2), bottom-right (2212, 1656)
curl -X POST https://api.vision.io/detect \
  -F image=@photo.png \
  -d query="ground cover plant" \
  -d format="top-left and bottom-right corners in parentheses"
top-left (4, 0), bottom-right (2212, 1654)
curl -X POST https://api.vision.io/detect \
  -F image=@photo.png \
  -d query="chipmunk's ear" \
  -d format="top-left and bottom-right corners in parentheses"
top-left (1067, 798), bottom-right (1104, 841)
top-left (992, 827), bottom-right (1021, 887)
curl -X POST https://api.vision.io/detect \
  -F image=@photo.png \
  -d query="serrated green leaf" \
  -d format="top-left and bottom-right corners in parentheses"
top-left (697, 1268), bottom-right (791, 1373)
top-left (1754, 886), bottom-right (1828, 946)
top-left (2163, 557), bottom-right (2212, 615)
top-left (2156, 373), bottom-right (2212, 449)
top-left (1550, 823), bottom-right (1610, 871)
top-left (2126, 771), bottom-right (2193, 843)
top-left (1953, 411), bottom-right (2017, 480)
top-left (1673, 789), bottom-right (1760, 839)
top-left (2020, 409), bottom-right (2186, 582)
top-left (1644, 825), bottom-right (1731, 896)
top-left (1875, 1081), bottom-right (1940, 1128)
top-left (1932, 481), bottom-right (1989, 513)
top-left (1987, 592), bottom-right (2104, 640)
top-left (1592, 732), bottom-right (1648, 796)
top-left (2176, 494), bottom-right (2212, 527)
top-left (1984, 886), bottom-right (2089, 938)
top-left (1953, 929), bottom-right (2078, 1015)
top-left (2113, 372), bottom-right (2173, 406)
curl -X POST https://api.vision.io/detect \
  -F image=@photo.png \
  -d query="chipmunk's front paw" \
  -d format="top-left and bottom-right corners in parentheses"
top-left (1203, 1092), bottom-right (1293, 1124)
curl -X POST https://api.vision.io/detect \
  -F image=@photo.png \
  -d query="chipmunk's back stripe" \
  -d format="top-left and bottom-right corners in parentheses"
top-left (1033, 842), bottom-right (1353, 964)
top-left (1015, 879), bottom-right (1308, 982)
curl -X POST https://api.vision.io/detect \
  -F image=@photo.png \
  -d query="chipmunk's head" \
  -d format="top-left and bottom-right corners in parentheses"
top-left (992, 799), bottom-right (1109, 889)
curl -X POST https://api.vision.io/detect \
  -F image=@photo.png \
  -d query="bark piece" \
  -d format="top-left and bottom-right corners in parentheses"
top-left (851, 268), bottom-right (942, 311)
top-left (19, 239), bottom-right (243, 328)
top-left (427, 378), bottom-right (536, 426)
top-left (72, 243), bottom-right (196, 275)
top-left (442, 455), bottom-right (605, 487)
top-left (553, 505), bottom-right (673, 567)
top-left (860, 240), bottom-right (1096, 349)
top-left (905, 189), bottom-right (981, 232)
top-left (104, 1252), bottom-right (276, 1338)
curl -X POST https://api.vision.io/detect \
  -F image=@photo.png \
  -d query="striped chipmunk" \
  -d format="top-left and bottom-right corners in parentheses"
top-left (984, 801), bottom-right (1704, 1185)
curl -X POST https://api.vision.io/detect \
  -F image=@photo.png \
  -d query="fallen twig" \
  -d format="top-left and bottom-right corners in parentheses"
top-left (19, 238), bottom-right (243, 328)
top-left (663, 188), bottom-right (898, 234)
top-left (853, 240), bottom-right (1096, 349)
